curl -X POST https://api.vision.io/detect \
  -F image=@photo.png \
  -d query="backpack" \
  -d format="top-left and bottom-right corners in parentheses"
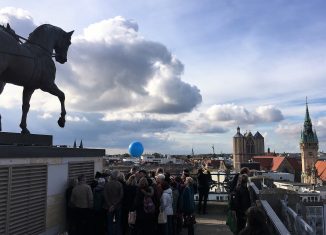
top-left (143, 196), bottom-right (155, 214)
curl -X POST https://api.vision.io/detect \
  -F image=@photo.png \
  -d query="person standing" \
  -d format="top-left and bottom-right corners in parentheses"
top-left (65, 178), bottom-right (78, 235)
top-left (104, 170), bottom-right (124, 235)
top-left (170, 179), bottom-right (180, 235)
top-left (133, 177), bottom-right (156, 235)
top-left (229, 167), bottom-right (250, 193)
top-left (197, 168), bottom-right (212, 214)
top-left (93, 177), bottom-right (106, 235)
top-left (70, 175), bottom-right (93, 235)
top-left (161, 181), bottom-right (173, 235)
top-left (182, 177), bottom-right (195, 235)
top-left (233, 174), bottom-right (251, 233)
top-left (123, 175), bottom-right (138, 235)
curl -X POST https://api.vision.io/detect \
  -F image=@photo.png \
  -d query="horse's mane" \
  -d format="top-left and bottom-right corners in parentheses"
top-left (28, 24), bottom-right (62, 42)
top-left (0, 23), bottom-right (19, 42)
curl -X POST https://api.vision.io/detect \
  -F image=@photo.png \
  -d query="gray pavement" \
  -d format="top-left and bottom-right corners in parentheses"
top-left (181, 202), bottom-right (233, 235)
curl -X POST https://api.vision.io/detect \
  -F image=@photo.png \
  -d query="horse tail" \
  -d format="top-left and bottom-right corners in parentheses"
top-left (0, 81), bottom-right (6, 94)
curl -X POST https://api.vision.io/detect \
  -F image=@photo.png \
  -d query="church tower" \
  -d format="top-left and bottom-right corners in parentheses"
top-left (233, 126), bottom-right (244, 171)
top-left (300, 98), bottom-right (319, 184)
top-left (233, 127), bottom-right (265, 171)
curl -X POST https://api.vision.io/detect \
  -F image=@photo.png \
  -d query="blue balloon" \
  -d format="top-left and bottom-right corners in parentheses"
top-left (128, 141), bottom-right (144, 157)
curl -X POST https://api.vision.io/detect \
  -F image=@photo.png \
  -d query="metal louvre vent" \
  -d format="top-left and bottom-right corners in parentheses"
top-left (0, 167), bottom-right (9, 235)
top-left (8, 165), bottom-right (47, 235)
top-left (68, 161), bottom-right (94, 184)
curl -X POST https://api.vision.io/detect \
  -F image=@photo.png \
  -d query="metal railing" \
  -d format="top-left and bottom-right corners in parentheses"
top-left (192, 172), bottom-right (237, 201)
top-left (249, 182), bottom-right (292, 235)
top-left (280, 200), bottom-right (314, 235)
top-left (261, 200), bottom-right (291, 235)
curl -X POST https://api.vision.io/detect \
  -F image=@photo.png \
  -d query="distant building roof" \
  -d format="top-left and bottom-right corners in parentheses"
top-left (252, 156), bottom-right (274, 170)
top-left (234, 126), bottom-right (243, 138)
top-left (253, 156), bottom-right (300, 173)
top-left (254, 131), bottom-right (264, 139)
top-left (271, 156), bottom-right (286, 171)
top-left (287, 158), bottom-right (302, 172)
top-left (315, 161), bottom-right (326, 181)
top-left (244, 131), bottom-right (253, 137)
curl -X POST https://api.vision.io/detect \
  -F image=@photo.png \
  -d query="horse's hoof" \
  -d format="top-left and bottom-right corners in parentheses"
top-left (21, 128), bottom-right (30, 134)
top-left (58, 117), bottom-right (65, 128)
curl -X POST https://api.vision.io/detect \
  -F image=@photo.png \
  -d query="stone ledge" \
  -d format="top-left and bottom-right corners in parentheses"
top-left (0, 131), bottom-right (52, 146)
top-left (0, 145), bottom-right (105, 158)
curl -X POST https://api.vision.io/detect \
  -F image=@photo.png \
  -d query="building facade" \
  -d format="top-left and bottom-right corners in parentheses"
top-left (233, 126), bottom-right (265, 171)
top-left (300, 100), bottom-right (319, 184)
top-left (0, 132), bottom-right (105, 235)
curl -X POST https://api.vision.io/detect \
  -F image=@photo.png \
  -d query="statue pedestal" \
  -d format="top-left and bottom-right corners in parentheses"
top-left (0, 131), bottom-right (52, 146)
top-left (0, 131), bottom-right (105, 235)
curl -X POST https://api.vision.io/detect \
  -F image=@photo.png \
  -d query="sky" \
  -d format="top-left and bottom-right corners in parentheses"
top-left (1, 0), bottom-right (326, 155)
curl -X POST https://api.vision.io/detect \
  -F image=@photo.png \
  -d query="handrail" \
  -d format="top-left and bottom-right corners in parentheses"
top-left (280, 200), bottom-right (314, 235)
top-left (249, 182), bottom-right (260, 195)
top-left (261, 200), bottom-right (291, 235)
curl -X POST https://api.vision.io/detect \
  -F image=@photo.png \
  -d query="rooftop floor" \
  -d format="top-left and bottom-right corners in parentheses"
top-left (181, 202), bottom-right (233, 235)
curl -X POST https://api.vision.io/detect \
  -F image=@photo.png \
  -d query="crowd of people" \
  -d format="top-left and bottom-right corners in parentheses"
top-left (65, 167), bottom-right (207, 235)
top-left (228, 167), bottom-right (271, 235)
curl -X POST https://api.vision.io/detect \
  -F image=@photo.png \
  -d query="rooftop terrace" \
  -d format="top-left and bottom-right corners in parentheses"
top-left (181, 202), bottom-right (233, 235)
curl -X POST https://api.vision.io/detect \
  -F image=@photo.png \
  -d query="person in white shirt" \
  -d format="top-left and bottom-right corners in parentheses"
top-left (161, 181), bottom-right (173, 235)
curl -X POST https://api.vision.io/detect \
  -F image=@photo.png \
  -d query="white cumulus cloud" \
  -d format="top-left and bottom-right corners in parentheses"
top-left (63, 16), bottom-right (202, 114)
top-left (205, 103), bottom-right (284, 124)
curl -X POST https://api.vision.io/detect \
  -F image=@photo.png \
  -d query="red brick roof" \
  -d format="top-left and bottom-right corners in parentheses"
top-left (252, 156), bottom-right (274, 170)
top-left (271, 156), bottom-right (286, 171)
top-left (253, 156), bottom-right (301, 172)
top-left (315, 161), bottom-right (326, 181)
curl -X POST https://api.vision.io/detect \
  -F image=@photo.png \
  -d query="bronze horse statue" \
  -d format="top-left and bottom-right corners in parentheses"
top-left (0, 24), bottom-right (73, 134)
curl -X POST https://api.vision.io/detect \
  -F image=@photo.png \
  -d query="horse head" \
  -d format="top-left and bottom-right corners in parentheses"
top-left (54, 30), bottom-right (74, 64)
top-left (28, 24), bottom-right (74, 64)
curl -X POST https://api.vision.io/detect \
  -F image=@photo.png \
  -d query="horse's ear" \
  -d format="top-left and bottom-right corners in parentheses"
top-left (67, 30), bottom-right (74, 38)
top-left (6, 23), bottom-right (11, 29)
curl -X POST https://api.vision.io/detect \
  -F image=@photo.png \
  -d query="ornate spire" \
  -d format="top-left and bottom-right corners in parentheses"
top-left (301, 97), bottom-right (318, 143)
top-left (304, 97), bottom-right (312, 133)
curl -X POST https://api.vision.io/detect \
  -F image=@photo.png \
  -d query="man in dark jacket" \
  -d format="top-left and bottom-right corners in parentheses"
top-left (197, 168), bottom-right (212, 214)
top-left (104, 170), bottom-right (124, 235)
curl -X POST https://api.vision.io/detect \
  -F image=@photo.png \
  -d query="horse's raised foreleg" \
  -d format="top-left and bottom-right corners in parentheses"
top-left (20, 87), bottom-right (35, 134)
top-left (43, 83), bottom-right (66, 128)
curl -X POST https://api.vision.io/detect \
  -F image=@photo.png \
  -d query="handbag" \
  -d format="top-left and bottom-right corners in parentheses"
top-left (158, 210), bottom-right (167, 224)
top-left (128, 211), bottom-right (136, 225)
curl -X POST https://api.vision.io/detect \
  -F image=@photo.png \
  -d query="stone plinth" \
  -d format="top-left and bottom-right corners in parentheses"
top-left (0, 131), bottom-right (52, 146)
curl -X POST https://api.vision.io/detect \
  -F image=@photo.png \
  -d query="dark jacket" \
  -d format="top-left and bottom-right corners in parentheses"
top-left (123, 184), bottom-right (138, 211)
top-left (182, 186), bottom-right (195, 214)
top-left (235, 185), bottom-right (251, 213)
top-left (133, 186), bottom-right (155, 219)
top-left (230, 173), bottom-right (240, 193)
top-left (197, 171), bottom-right (212, 189)
top-left (93, 183), bottom-right (105, 211)
top-left (103, 179), bottom-right (123, 210)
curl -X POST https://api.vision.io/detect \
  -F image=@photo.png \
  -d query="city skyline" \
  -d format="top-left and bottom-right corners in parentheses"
top-left (0, 1), bottom-right (326, 154)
